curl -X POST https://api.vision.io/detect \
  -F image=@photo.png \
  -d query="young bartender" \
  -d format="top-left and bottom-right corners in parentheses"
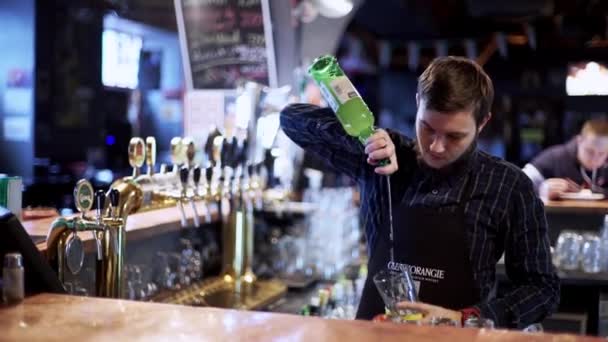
top-left (523, 118), bottom-right (608, 200)
top-left (280, 56), bottom-right (559, 328)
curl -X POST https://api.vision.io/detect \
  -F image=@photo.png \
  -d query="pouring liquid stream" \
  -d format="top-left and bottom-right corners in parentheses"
top-left (386, 175), bottom-right (394, 266)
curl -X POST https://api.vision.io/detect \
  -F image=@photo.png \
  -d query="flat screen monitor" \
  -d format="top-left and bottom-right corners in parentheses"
top-left (566, 61), bottom-right (608, 96)
top-left (102, 29), bottom-right (143, 89)
top-left (0, 206), bottom-right (65, 296)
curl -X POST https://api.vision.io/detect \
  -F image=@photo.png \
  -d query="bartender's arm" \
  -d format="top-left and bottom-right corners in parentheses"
top-left (475, 175), bottom-right (560, 327)
top-left (280, 103), bottom-right (399, 180)
top-left (523, 151), bottom-right (579, 200)
top-left (400, 175), bottom-right (560, 328)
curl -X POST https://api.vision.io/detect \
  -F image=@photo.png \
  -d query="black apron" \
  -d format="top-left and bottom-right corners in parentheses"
top-left (356, 174), bottom-right (480, 319)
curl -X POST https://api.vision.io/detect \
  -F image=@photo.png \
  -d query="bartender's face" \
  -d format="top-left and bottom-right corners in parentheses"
top-left (577, 133), bottom-right (608, 170)
top-left (415, 95), bottom-right (489, 169)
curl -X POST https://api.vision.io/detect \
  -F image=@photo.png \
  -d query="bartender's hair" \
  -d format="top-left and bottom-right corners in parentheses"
top-left (581, 118), bottom-right (608, 137)
top-left (417, 56), bottom-right (494, 127)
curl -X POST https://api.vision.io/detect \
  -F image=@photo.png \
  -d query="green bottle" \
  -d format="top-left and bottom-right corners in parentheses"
top-left (308, 55), bottom-right (375, 144)
top-left (308, 55), bottom-right (388, 164)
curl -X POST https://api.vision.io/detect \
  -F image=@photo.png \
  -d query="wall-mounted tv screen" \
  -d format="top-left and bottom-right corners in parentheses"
top-left (102, 29), bottom-right (143, 89)
top-left (566, 61), bottom-right (608, 96)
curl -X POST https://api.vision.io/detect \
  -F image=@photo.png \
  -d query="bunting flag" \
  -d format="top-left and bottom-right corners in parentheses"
top-left (379, 40), bottom-right (392, 68)
top-left (434, 40), bottom-right (448, 57)
top-left (495, 32), bottom-right (508, 58)
top-left (524, 23), bottom-right (537, 50)
top-left (407, 41), bottom-right (420, 71)
top-left (464, 39), bottom-right (477, 60)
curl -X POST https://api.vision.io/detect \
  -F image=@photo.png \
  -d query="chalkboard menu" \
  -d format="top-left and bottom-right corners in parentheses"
top-left (175, 0), bottom-right (277, 89)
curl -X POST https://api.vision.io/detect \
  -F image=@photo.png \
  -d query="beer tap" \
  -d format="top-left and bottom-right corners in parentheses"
top-left (177, 166), bottom-right (190, 228)
top-left (128, 137), bottom-right (146, 179)
top-left (92, 190), bottom-right (105, 261)
top-left (193, 165), bottom-right (211, 224)
top-left (184, 137), bottom-right (196, 169)
top-left (237, 139), bottom-right (256, 285)
top-left (145, 137), bottom-right (156, 177)
top-left (170, 137), bottom-right (184, 173)
top-left (46, 179), bottom-right (127, 298)
top-left (108, 189), bottom-right (120, 219)
top-left (97, 186), bottom-right (126, 298)
top-left (187, 165), bottom-right (201, 228)
top-left (134, 137), bottom-right (155, 206)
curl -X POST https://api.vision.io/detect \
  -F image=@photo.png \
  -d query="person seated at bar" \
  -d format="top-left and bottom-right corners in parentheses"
top-left (522, 118), bottom-right (608, 200)
top-left (281, 56), bottom-right (559, 329)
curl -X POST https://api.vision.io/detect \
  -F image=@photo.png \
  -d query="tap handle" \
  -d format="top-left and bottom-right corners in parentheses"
top-left (180, 166), bottom-right (189, 188)
top-left (193, 165), bottom-right (201, 185)
top-left (221, 138), bottom-right (230, 168)
top-left (170, 137), bottom-right (183, 166)
top-left (205, 166), bottom-right (213, 183)
top-left (184, 137), bottom-right (196, 168)
top-left (109, 189), bottom-right (120, 208)
top-left (159, 163), bottom-right (168, 174)
top-left (145, 136), bottom-right (156, 174)
top-left (230, 139), bottom-right (240, 168)
top-left (240, 139), bottom-right (249, 166)
top-left (128, 137), bottom-right (146, 169)
top-left (95, 190), bottom-right (106, 219)
top-left (204, 127), bottom-right (222, 167)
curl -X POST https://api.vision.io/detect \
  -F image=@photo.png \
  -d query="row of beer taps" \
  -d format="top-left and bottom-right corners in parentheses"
top-left (124, 132), bottom-right (265, 231)
top-left (124, 130), bottom-right (265, 288)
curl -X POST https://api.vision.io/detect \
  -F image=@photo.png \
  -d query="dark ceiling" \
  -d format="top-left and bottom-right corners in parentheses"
top-left (98, 0), bottom-right (608, 63)
top-left (351, 0), bottom-right (608, 45)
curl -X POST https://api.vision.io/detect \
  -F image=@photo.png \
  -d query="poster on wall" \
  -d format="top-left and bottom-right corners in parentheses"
top-left (174, 0), bottom-right (277, 90)
top-left (184, 90), bottom-right (226, 149)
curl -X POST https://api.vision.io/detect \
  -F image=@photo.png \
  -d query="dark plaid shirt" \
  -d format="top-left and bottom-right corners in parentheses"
top-left (280, 103), bottom-right (560, 329)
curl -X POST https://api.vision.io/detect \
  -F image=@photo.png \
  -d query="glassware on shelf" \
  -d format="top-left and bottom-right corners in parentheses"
top-left (581, 233), bottom-right (602, 273)
top-left (555, 230), bottom-right (583, 271)
top-left (154, 252), bottom-right (176, 290)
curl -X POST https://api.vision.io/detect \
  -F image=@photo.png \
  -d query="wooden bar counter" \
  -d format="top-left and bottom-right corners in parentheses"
top-left (543, 199), bottom-right (608, 215)
top-left (0, 294), bottom-right (603, 342)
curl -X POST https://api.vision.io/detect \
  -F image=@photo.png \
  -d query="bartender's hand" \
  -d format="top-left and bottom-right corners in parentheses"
top-left (364, 129), bottom-right (398, 175)
top-left (396, 301), bottom-right (461, 324)
top-left (539, 178), bottom-right (581, 200)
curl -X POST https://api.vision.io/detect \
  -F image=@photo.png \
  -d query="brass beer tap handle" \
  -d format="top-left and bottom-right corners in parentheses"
top-left (145, 136), bottom-right (157, 176)
top-left (93, 189), bottom-right (106, 260)
top-left (128, 137), bottom-right (146, 178)
top-left (170, 137), bottom-right (183, 172)
top-left (109, 189), bottom-right (120, 219)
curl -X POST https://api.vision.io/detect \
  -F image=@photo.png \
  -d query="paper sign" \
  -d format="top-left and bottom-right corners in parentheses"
top-left (184, 90), bottom-right (225, 147)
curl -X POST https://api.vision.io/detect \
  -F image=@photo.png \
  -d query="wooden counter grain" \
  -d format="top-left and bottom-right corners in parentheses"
top-left (0, 294), bottom-right (602, 342)
top-left (543, 199), bottom-right (608, 214)
top-left (22, 201), bottom-right (218, 253)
